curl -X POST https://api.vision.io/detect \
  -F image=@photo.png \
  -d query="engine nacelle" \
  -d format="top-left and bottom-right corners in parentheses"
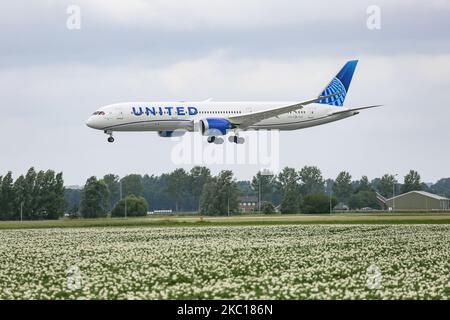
top-left (158, 130), bottom-right (186, 138)
top-left (199, 118), bottom-right (235, 136)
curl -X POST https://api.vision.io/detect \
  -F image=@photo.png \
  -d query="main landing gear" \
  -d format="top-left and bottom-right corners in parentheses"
top-left (105, 130), bottom-right (114, 143)
top-left (206, 135), bottom-right (245, 144)
top-left (228, 135), bottom-right (245, 144)
top-left (207, 136), bottom-right (224, 144)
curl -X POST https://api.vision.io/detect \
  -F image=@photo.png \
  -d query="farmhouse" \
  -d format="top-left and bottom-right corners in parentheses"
top-left (386, 191), bottom-right (449, 211)
top-left (238, 196), bottom-right (258, 213)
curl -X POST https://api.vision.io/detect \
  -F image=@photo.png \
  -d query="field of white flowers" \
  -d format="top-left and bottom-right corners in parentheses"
top-left (0, 225), bottom-right (448, 299)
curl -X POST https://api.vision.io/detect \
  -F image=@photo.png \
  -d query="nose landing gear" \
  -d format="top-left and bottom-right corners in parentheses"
top-left (105, 130), bottom-right (114, 143)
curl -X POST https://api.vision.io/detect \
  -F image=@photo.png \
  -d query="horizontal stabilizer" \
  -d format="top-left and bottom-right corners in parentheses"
top-left (333, 104), bottom-right (383, 114)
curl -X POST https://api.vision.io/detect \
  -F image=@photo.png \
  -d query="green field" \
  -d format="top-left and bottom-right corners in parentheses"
top-left (0, 213), bottom-right (450, 230)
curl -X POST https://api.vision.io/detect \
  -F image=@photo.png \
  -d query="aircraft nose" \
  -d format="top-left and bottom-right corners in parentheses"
top-left (86, 116), bottom-right (97, 129)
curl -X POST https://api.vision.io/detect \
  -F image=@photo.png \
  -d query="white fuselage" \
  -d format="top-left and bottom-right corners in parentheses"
top-left (86, 101), bottom-right (356, 133)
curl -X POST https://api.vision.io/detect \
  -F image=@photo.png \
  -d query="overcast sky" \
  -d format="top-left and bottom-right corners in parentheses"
top-left (1, 0), bottom-right (450, 186)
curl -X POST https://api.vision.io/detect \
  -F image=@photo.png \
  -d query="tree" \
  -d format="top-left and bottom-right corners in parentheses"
top-left (199, 170), bottom-right (239, 215)
top-left (188, 166), bottom-right (212, 211)
top-left (378, 174), bottom-right (396, 198)
top-left (298, 166), bottom-right (324, 196)
top-left (141, 174), bottom-right (172, 211)
top-left (332, 171), bottom-right (353, 204)
top-left (301, 193), bottom-right (337, 214)
top-left (42, 171), bottom-right (65, 219)
top-left (0, 172), bottom-right (15, 220)
top-left (12, 174), bottom-right (27, 219)
top-left (102, 174), bottom-right (120, 210)
top-left (111, 195), bottom-right (148, 217)
top-left (199, 177), bottom-right (218, 215)
top-left (120, 174), bottom-right (143, 197)
top-left (348, 190), bottom-right (379, 210)
top-left (370, 177), bottom-right (380, 192)
top-left (280, 185), bottom-right (300, 214)
top-left (32, 170), bottom-right (64, 220)
top-left (276, 167), bottom-right (298, 193)
top-left (260, 202), bottom-right (276, 214)
top-left (65, 188), bottom-right (81, 213)
top-left (80, 177), bottom-right (109, 218)
top-left (237, 180), bottom-right (254, 195)
top-left (431, 178), bottom-right (450, 198)
top-left (358, 176), bottom-right (372, 192)
top-left (165, 169), bottom-right (190, 211)
top-left (401, 170), bottom-right (422, 193)
top-left (16, 168), bottom-right (37, 219)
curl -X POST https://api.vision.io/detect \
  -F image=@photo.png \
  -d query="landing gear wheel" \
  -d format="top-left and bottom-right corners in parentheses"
top-left (214, 137), bottom-right (224, 144)
top-left (207, 136), bottom-right (216, 143)
top-left (228, 135), bottom-right (245, 144)
top-left (107, 136), bottom-right (115, 143)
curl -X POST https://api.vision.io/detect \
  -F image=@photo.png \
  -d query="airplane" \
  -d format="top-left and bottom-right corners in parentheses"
top-left (86, 60), bottom-right (380, 144)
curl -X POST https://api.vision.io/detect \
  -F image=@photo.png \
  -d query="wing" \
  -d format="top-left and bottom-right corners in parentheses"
top-left (228, 94), bottom-right (338, 129)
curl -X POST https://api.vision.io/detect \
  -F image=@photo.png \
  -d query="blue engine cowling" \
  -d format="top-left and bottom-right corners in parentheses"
top-left (158, 130), bottom-right (186, 137)
top-left (200, 118), bottom-right (235, 136)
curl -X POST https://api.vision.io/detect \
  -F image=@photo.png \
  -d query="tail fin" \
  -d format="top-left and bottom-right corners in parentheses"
top-left (318, 60), bottom-right (358, 106)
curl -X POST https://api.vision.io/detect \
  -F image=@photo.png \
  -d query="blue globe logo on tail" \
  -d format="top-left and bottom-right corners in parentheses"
top-left (318, 60), bottom-right (358, 106)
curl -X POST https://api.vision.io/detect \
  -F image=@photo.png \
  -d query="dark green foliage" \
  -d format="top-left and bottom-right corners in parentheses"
top-left (80, 177), bottom-right (109, 218)
top-left (431, 178), bottom-right (450, 198)
top-left (276, 167), bottom-right (299, 193)
top-left (237, 180), bottom-right (253, 195)
top-left (111, 195), bottom-right (148, 217)
top-left (199, 170), bottom-right (240, 215)
top-left (142, 174), bottom-right (172, 211)
top-left (358, 176), bottom-right (372, 192)
top-left (120, 174), bottom-right (144, 197)
top-left (188, 166), bottom-right (212, 211)
top-left (377, 174), bottom-right (396, 198)
top-left (165, 168), bottom-right (190, 212)
top-left (401, 170), bottom-right (422, 194)
top-left (298, 166), bottom-right (324, 196)
top-left (260, 202), bottom-right (276, 214)
top-left (102, 174), bottom-right (120, 210)
top-left (333, 171), bottom-right (353, 204)
top-left (0, 168), bottom-right (64, 220)
top-left (0, 172), bottom-right (15, 219)
top-left (280, 185), bottom-right (300, 214)
top-left (65, 188), bottom-right (81, 213)
top-left (301, 193), bottom-right (337, 214)
top-left (349, 190), bottom-right (380, 210)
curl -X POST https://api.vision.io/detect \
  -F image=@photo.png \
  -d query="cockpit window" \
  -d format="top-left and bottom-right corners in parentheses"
top-left (92, 111), bottom-right (105, 115)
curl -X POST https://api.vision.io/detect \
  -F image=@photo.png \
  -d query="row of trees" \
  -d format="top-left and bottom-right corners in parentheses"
top-left (77, 176), bottom-right (150, 218)
top-left (1, 166), bottom-right (447, 220)
top-left (71, 166), bottom-right (443, 217)
top-left (0, 168), bottom-right (65, 220)
top-left (75, 168), bottom-right (238, 217)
